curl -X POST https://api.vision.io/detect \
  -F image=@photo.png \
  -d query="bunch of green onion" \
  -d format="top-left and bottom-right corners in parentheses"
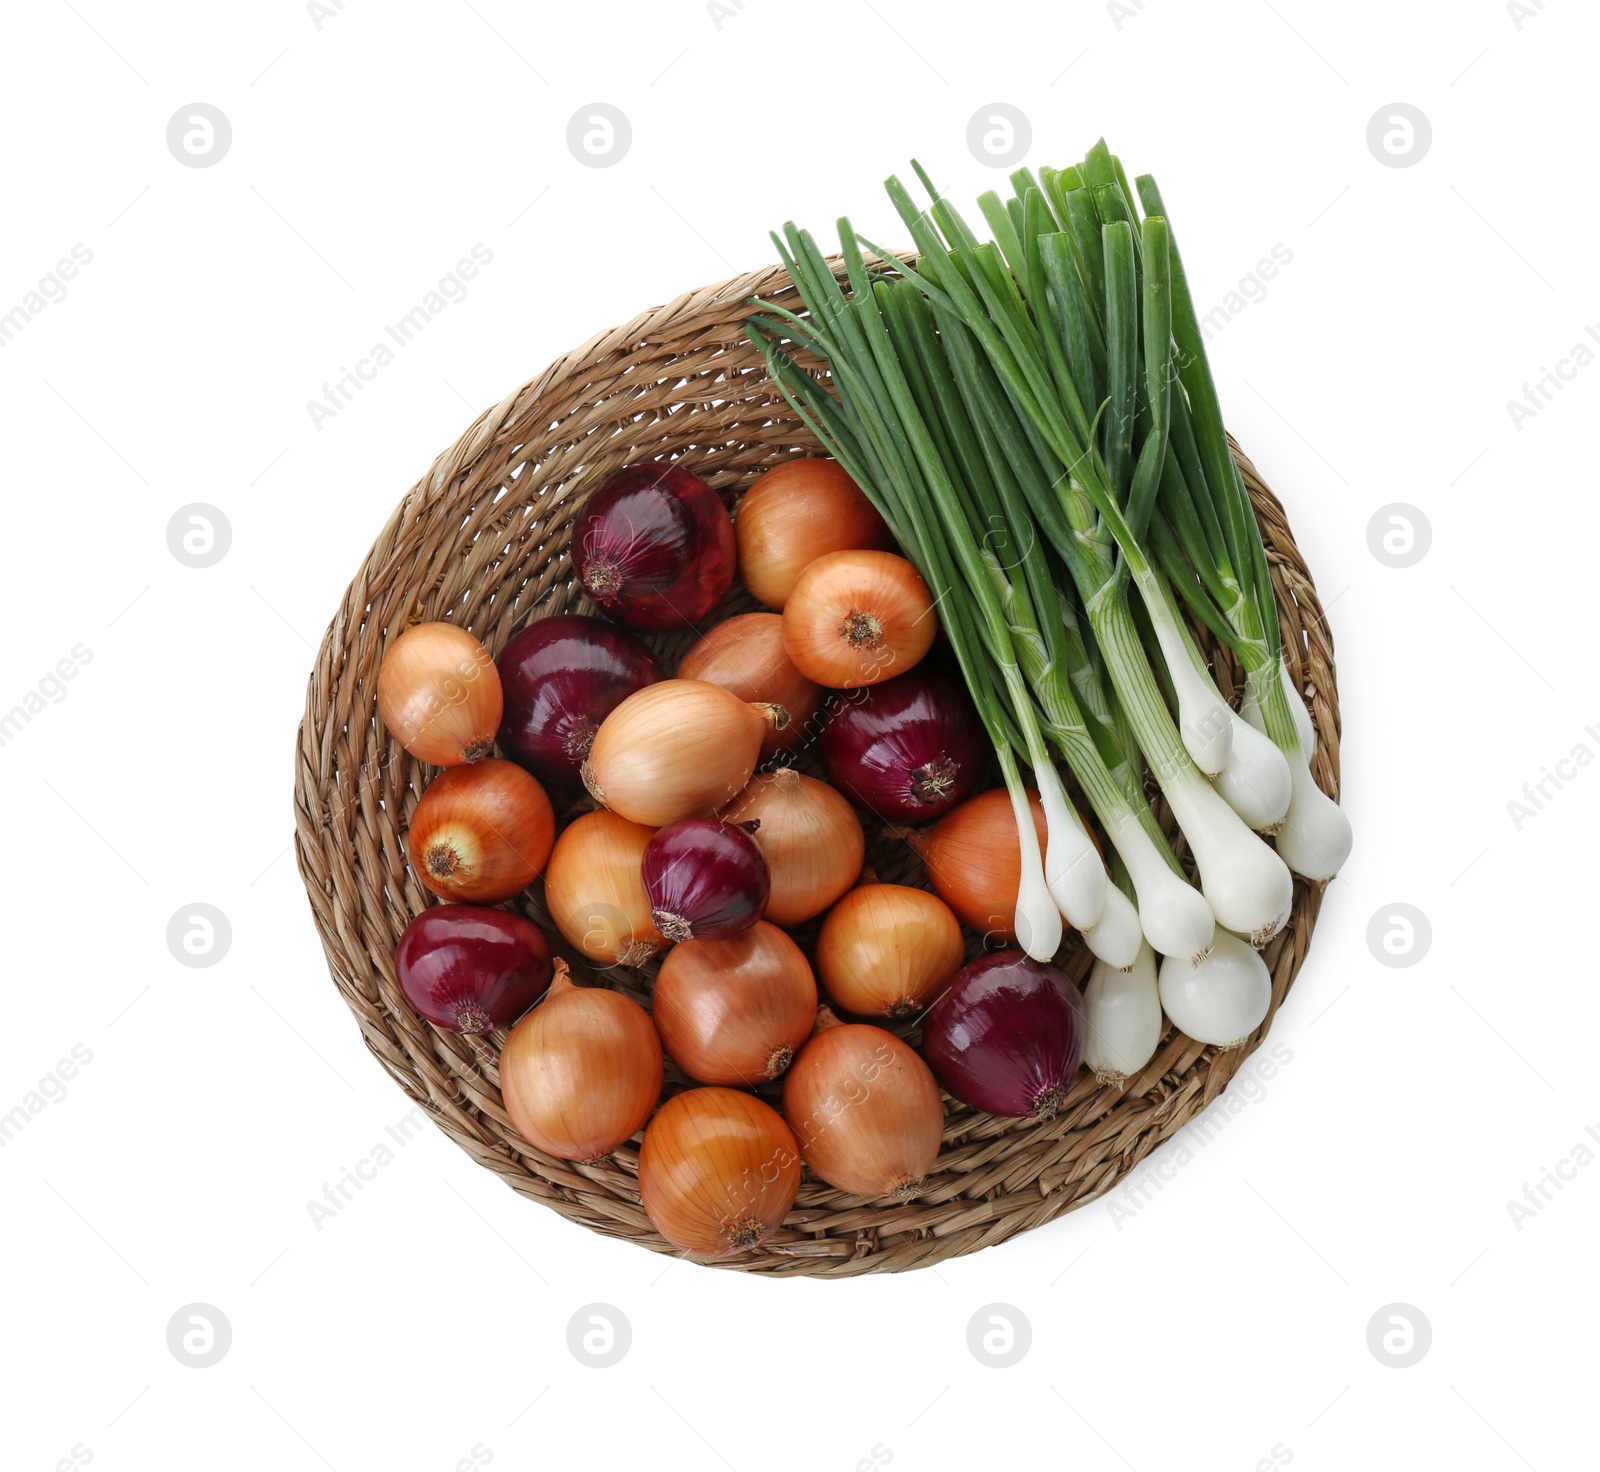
top-left (745, 140), bottom-right (1352, 1049)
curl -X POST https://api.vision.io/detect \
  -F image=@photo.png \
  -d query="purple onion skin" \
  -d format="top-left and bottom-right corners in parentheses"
top-left (496, 615), bottom-right (664, 788)
top-left (820, 665), bottom-right (985, 822)
top-left (921, 951), bottom-right (1085, 1118)
top-left (577, 464), bottom-right (737, 631)
top-left (396, 904), bottom-right (553, 1034)
top-left (641, 819), bottom-right (770, 943)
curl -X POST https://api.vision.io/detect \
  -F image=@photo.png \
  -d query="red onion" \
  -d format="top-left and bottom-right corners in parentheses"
top-left (921, 951), bottom-right (1085, 1119)
top-left (395, 904), bottom-right (553, 1034)
top-left (496, 615), bottom-right (663, 788)
top-left (820, 665), bottom-right (985, 821)
top-left (641, 819), bottom-right (769, 942)
top-left (576, 464), bottom-right (736, 631)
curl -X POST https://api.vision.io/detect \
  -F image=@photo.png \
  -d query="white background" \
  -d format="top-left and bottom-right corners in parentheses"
top-left (1, 1), bottom-right (1594, 1467)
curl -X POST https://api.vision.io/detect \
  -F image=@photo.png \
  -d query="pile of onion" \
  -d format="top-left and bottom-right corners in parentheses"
top-left (375, 451), bottom-right (1217, 1259)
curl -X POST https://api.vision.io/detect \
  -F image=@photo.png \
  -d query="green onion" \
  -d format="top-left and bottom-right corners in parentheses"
top-left (748, 138), bottom-right (1352, 975)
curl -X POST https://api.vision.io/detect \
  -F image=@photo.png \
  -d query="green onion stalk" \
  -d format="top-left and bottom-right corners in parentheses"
top-left (749, 223), bottom-right (1230, 961)
top-left (866, 166), bottom-right (1294, 946)
top-left (1133, 175), bottom-right (1352, 882)
top-left (751, 227), bottom-right (1231, 965)
top-left (876, 272), bottom-right (1212, 966)
top-left (747, 142), bottom-right (1351, 984)
top-left (747, 226), bottom-right (1072, 961)
top-left (1031, 149), bottom-right (1341, 876)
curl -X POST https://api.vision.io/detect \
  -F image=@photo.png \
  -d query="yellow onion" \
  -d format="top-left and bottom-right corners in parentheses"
top-left (734, 458), bottom-right (896, 610)
top-left (638, 1087), bottom-right (800, 1257)
top-left (783, 1009), bottom-right (944, 1200)
top-left (907, 787), bottom-right (1047, 943)
top-left (782, 550), bottom-right (936, 689)
top-left (719, 769), bottom-right (864, 926)
top-left (582, 679), bottom-right (772, 827)
top-left (676, 613), bottom-right (825, 759)
top-left (652, 922), bottom-right (817, 1084)
top-left (406, 759), bottom-right (554, 904)
top-left (498, 960), bottom-right (663, 1162)
top-left (377, 621), bottom-right (503, 766)
top-left (816, 884), bottom-right (964, 1020)
top-left (543, 809), bottom-right (662, 967)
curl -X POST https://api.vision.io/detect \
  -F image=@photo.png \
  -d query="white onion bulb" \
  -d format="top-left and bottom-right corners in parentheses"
top-left (1035, 763), bottom-right (1107, 930)
top-left (1080, 879), bottom-right (1143, 970)
top-left (1241, 662), bottom-right (1353, 882)
top-left (1274, 759), bottom-right (1354, 882)
top-left (1148, 613), bottom-right (1232, 777)
top-left (1157, 928), bottom-right (1271, 1047)
top-left (1102, 810), bottom-right (1217, 964)
top-left (1007, 783), bottom-right (1062, 963)
top-left (1165, 775), bottom-right (1293, 947)
top-left (1212, 708), bottom-right (1292, 833)
top-left (1084, 942), bottom-right (1163, 1084)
